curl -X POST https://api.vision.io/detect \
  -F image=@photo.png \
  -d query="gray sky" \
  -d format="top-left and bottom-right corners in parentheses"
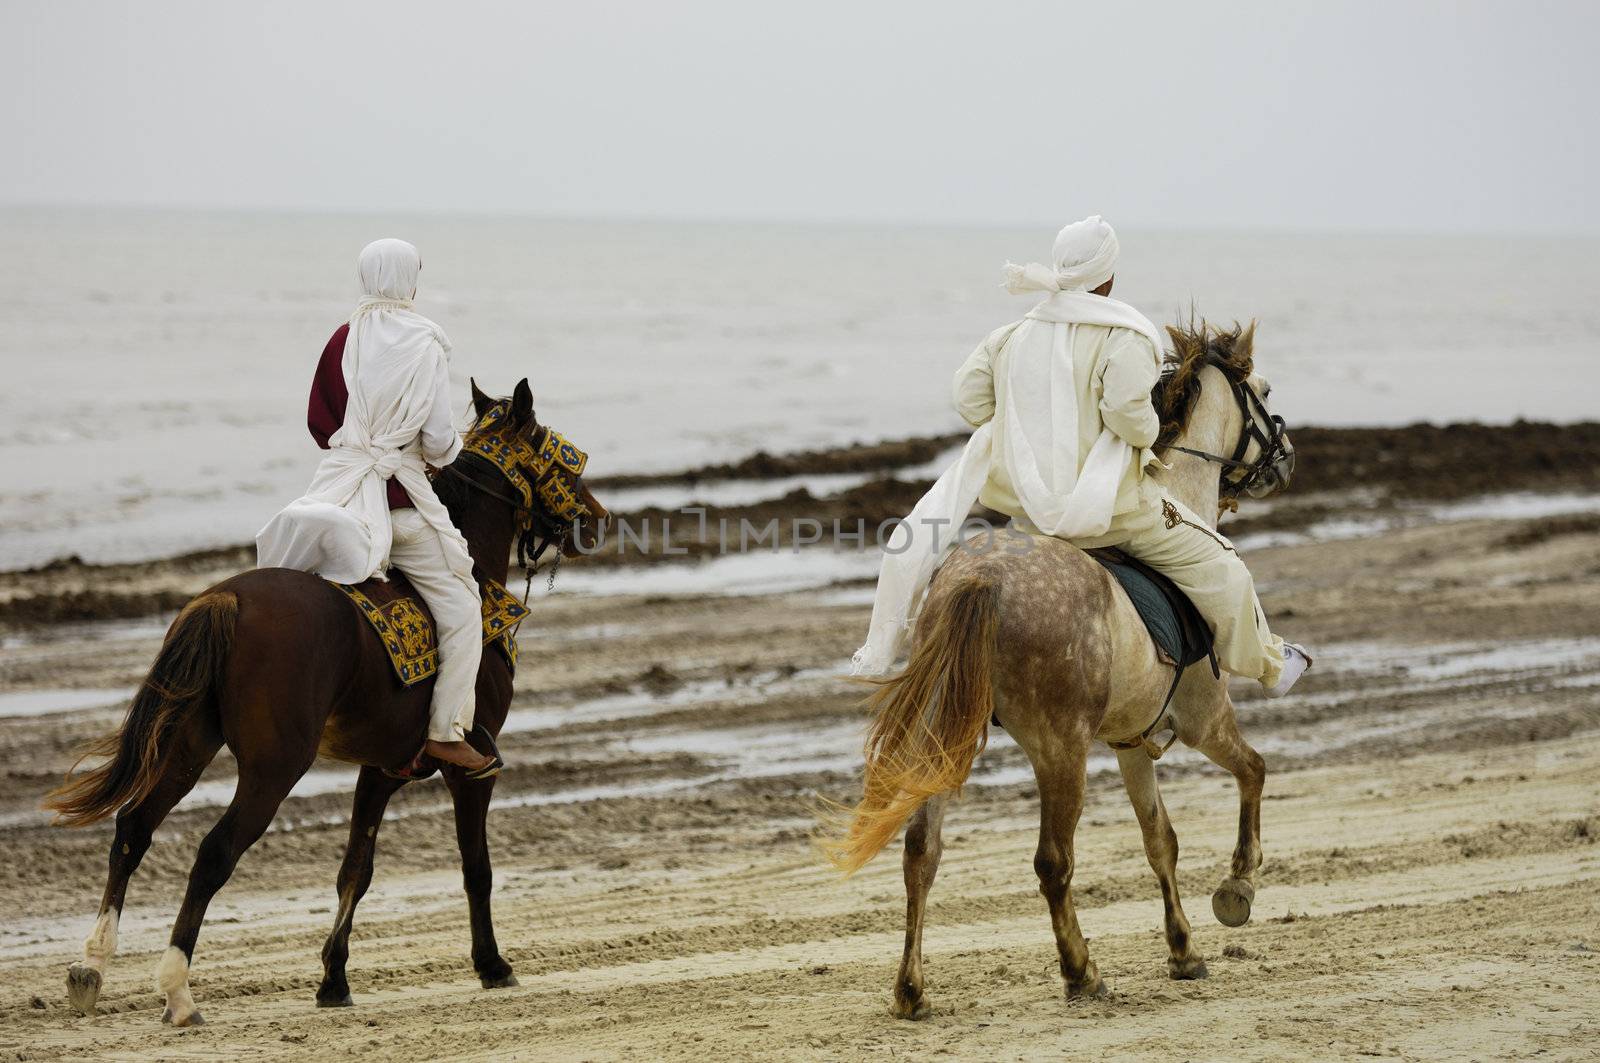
top-left (4, 1), bottom-right (1595, 233)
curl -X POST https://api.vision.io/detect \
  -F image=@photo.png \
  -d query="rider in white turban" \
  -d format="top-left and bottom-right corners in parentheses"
top-left (256, 239), bottom-right (496, 774)
top-left (854, 216), bottom-right (1310, 697)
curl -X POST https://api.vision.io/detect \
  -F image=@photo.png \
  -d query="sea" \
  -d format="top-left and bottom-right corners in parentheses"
top-left (2, 207), bottom-right (1596, 571)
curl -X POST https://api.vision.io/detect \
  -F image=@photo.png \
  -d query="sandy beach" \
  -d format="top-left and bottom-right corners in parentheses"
top-left (1, 423), bottom-right (1597, 1061)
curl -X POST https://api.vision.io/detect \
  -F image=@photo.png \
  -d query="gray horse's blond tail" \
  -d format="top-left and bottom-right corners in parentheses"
top-left (823, 573), bottom-right (999, 875)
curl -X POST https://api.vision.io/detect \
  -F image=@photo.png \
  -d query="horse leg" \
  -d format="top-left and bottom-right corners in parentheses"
top-left (1188, 696), bottom-right (1266, 927)
top-left (1033, 742), bottom-right (1105, 999)
top-left (892, 793), bottom-right (949, 1020)
top-left (444, 770), bottom-right (516, 988)
top-left (316, 766), bottom-right (407, 1007)
top-left (67, 721), bottom-right (222, 1014)
top-left (1115, 747), bottom-right (1207, 979)
top-left (156, 763), bottom-right (302, 1026)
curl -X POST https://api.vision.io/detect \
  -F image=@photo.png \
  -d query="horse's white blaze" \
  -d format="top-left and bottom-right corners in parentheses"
top-left (155, 946), bottom-right (196, 1020)
top-left (81, 909), bottom-right (119, 973)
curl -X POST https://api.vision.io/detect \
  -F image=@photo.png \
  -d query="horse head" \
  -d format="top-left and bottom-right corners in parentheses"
top-left (454, 378), bottom-right (609, 561)
top-left (1155, 320), bottom-right (1294, 503)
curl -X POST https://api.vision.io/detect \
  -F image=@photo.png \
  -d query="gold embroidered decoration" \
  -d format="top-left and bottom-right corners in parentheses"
top-left (479, 578), bottom-right (529, 669)
top-left (335, 578), bottom-right (530, 685)
top-left (457, 401), bottom-right (590, 527)
top-left (336, 583), bottom-right (439, 685)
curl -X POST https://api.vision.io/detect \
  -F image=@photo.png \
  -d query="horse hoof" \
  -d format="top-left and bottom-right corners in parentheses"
top-left (1066, 976), bottom-right (1107, 1000)
top-left (480, 973), bottom-right (518, 990)
top-left (1169, 955), bottom-right (1209, 981)
top-left (892, 993), bottom-right (931, 1021)
top-left (1212, 878), bottom-right (1255, 928)
top-left (161, 1006), bottom-right (204, 1027)
top-left (66, 964), bottom-right (102, 1015)
top-left (316, 993), bottom-right (354, 1008)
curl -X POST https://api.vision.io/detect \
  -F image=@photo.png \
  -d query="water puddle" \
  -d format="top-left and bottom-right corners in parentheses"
top-left (1234, 492), bottom-right (1600, 552)
top-left (537, 549), bottom-right (883, 600)
top-left (0, 687), bottom-right (131, 719)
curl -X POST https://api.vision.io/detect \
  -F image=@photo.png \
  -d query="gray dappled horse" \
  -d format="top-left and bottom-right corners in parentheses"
top-left (828, 322), bottom-right (1295, 1017)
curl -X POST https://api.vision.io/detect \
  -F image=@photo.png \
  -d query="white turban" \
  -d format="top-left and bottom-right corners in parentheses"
top-left (1002, 215), bottom-right (1120, 295)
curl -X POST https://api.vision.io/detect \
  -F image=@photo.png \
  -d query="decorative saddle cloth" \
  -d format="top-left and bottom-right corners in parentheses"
top-left (332, 574), bottom-right (529, 686)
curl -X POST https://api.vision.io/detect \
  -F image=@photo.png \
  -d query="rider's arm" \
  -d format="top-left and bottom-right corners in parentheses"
top-left (1098, 330), bottom-right (1161, 449)
top-left (418, 344), bottom-right (464, 466)
top-left (306, 325), bottom-right (350, 449)
top-left (953, 324), bottom-right (1016, 427)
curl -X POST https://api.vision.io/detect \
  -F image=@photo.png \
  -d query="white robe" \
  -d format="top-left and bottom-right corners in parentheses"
top-left (851, 290), bottom-right (1167, 676)
top-left (256, 299), bottom-right (469, 586)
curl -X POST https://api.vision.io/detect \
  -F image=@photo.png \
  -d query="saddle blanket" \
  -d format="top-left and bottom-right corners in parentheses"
top-left (332, 575), bottom-right (529, 686)
top-left (1085, 547), bottom-right (1216, 676)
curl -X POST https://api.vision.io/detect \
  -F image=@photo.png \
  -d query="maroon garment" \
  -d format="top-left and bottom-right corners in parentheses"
top-left (307, 324), bottom-right (413, 510)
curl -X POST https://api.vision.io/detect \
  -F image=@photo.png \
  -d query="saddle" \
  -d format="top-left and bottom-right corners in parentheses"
top-left (1084, 548), bottom-right (1215, 677)
top-left (332, 572), bottom-right (529, 685)
top-left (1085, 547), bottom-right (1219, 756)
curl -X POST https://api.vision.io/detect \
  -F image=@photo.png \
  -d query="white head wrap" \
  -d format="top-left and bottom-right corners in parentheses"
top-left (348, 238), bottom-right (450, 354)
top-left (1002, 214), bottom-right (1120, 295)
top-left (357, 238), bottom-right (422, 304)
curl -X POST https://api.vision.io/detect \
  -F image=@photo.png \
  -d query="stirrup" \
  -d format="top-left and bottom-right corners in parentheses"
top-left (463, 754), bottom-right (503, 780)
top-left (458, 724), bottom-right (505, 780)
top-left (382, 746), bottom-right (439, 782)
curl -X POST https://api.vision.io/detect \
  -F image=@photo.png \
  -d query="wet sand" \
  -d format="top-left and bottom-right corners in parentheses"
top-left (0, 424), bottom-right (1597, 1061)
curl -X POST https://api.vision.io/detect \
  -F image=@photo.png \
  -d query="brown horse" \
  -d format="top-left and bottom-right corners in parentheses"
top-left (827, 323), bottom-right (1293, 1017)
top-left (44, 379), bottom-right (607, 1026)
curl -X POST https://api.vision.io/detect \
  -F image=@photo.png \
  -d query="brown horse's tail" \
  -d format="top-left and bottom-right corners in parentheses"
top-left (824, 572), bottom-right (999, 875)
top-left (44, 591), bottom-right (237, 827)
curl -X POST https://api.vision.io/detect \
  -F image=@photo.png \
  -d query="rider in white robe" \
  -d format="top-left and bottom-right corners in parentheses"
top-left (256, 239), bottom-right (493, 771)
top-left (855, 216), bottom-right (1310, 697)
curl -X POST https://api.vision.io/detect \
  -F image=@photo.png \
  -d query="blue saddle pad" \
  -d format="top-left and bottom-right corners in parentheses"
top-left (1086, 548), bottom-right (1216, 675)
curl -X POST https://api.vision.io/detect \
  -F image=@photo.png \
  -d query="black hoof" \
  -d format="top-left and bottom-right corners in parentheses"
top-left (316, 993), bottom-right (354, 1008)
top-left (161, 1006), bottom-right (204, 1027)
top-left (480, 972), bottom-right (518, 990)
top-left (1169, 956), bottom-right (1209, 981)
top-left (66, 964), bottom-right (102, 1015)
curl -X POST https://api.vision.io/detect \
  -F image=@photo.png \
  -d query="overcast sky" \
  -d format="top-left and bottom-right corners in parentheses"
top-left (4, 1), bottom-right (1595, 233)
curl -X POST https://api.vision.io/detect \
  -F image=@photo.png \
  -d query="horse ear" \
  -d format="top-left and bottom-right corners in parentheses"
top-left (510, 378), bottom-right (536, 430)
top-left (469, 377), bottom-right (494, 419)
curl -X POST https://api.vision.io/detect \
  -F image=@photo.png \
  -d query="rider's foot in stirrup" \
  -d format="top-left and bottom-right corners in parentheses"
top-left (1263, 642), bottom-right (1313, 699)
top-left (425, 739), bottom-right (497, 773)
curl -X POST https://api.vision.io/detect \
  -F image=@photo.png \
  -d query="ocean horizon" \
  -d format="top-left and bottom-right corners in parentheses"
top-left (3, 206), bottom-right (1596, 570)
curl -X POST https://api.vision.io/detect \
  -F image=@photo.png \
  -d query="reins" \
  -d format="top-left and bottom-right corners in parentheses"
top-left (438, 430), bottom-right (584, 605)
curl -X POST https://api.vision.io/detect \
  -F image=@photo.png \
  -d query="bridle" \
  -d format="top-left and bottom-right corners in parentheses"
top-left (1165, 360), bottom-right (1292, 500)
top-left (435, 399), bottom-right (591, 599)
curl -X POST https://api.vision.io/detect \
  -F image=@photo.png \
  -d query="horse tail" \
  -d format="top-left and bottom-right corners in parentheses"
top-left (824, 572), bottom-right (999, 875)
top-left (44, 591), bottom-right (237, 827)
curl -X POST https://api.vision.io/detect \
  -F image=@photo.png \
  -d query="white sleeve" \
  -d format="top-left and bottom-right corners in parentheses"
top-left (1098, 330), bottom-right (1162, 449)
top-left (952, 323), bottom-right (1018, 428)
top-left (419, 345), bottom-right (464, 465)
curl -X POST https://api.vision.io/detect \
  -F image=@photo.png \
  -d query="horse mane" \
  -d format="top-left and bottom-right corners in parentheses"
top-left (429, 458), bottom-right (476, 517)
top-left (1152, 317), bottom-right (1256, 451)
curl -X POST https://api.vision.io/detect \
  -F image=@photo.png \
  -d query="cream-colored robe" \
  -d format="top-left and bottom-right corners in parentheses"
top-left (952, 320), bottom-right (1165, 547)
